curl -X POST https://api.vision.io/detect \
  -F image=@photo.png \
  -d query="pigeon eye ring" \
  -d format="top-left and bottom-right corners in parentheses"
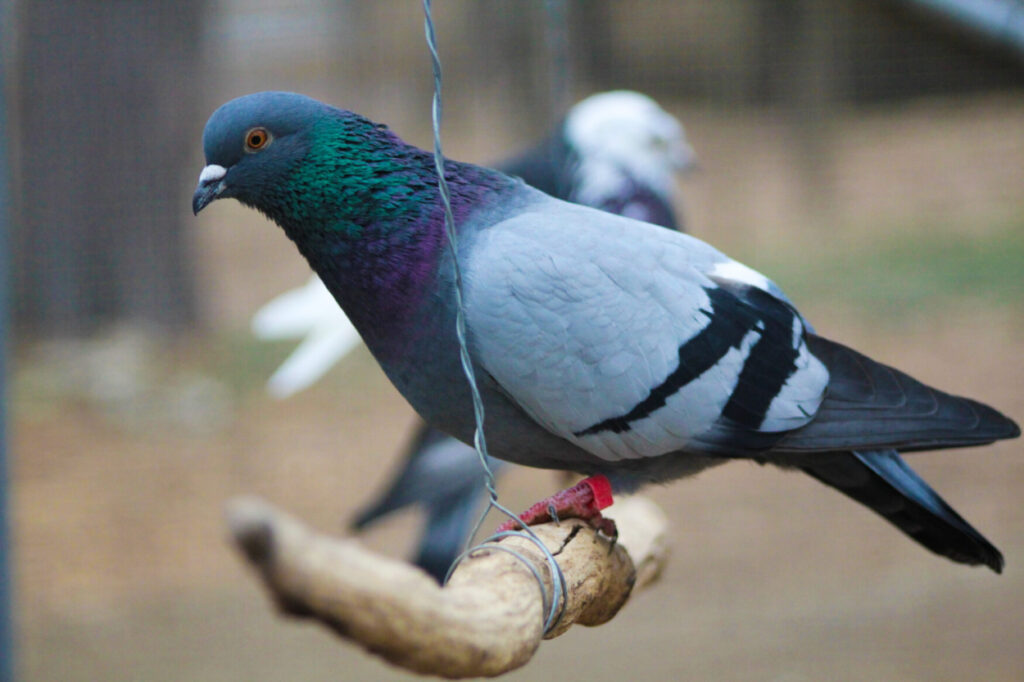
top-left (245, 127), bottom-right (272, 152)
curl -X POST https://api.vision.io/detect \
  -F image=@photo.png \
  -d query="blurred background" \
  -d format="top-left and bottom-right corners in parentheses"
top-left (3, 1), bottom-right (1024, 679)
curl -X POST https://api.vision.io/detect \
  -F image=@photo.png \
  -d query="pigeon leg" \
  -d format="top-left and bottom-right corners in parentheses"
top-left (496, 475), bottom-right (617, 537)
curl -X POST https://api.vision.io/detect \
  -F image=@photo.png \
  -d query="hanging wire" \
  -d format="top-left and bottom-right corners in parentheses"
top-left (420, 0), bottom-right (567, 634)
top-left (421, 0), bottom-right (496, 511)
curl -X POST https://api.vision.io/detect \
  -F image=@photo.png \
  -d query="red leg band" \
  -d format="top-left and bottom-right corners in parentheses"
top-left (581, 475), bottom-right (614, 510)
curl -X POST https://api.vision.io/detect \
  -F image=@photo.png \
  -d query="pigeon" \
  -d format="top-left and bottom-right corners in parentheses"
top-left (253, 91), bottom-right (696, 580)
top-left (195, 91), bottom-right (1019, 573)
top-left (501, 90), bottom-right (695, 231)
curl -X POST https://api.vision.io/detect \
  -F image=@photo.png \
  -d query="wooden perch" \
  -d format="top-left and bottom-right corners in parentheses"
top-left (226, 495), bottom-right (669, 678)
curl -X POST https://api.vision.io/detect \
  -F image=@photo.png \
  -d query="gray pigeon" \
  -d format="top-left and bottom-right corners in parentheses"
top-left (195, 92), bottom-right (1019, 573)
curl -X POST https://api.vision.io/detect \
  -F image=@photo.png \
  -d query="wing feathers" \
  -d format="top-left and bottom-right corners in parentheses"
top-left (778, 335), bottom-right (1020, 452)
top-left (574, 288), bottom-right (761, 436)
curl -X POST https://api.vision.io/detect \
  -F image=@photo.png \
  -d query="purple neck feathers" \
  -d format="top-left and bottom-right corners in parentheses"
top-left (295, 150), bottom-right (515, 363)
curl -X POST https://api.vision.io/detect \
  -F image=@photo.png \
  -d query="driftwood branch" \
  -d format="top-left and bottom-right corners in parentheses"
top-left (226, 495), bottom-right (669, 678)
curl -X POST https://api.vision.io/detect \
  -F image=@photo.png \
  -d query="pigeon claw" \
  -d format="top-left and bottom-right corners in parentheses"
top-left (495, 475), bottom-right (617, 538)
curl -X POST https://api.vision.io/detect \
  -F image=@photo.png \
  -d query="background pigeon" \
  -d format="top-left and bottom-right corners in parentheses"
top-left (251, 274), bottom-right (362, 398)
top-left (253, 91), bottom-right (696, 580)
top-left (196, 92), bottom-right (1018, 575)
top-left (501, 89), bottom-right (695, 230)
top-left (349, 427), bottom-right (500, 581)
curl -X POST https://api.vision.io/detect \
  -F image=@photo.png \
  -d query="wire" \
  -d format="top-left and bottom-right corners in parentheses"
top-left (421, 0), bottom-right (496, 508)
top-left (421, 0), bottom-right (567, 634)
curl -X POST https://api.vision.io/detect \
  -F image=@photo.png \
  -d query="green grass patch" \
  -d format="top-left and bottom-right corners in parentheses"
top-left (746, 219), bottom-right (1024, 324)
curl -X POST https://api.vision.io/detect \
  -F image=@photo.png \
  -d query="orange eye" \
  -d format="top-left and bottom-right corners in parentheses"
top-left (245, 127), bottom-right (271, 151)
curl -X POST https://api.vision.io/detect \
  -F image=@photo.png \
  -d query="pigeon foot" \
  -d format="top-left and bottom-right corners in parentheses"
top-left (496, 475), bottom-right (616, 537)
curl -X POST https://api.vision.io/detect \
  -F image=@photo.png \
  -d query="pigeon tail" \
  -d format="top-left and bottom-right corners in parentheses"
top-left (800, 450), bottom-right (1003, 572)
top-left (414, 497), bottom-right (487, 583)
top-left (349, 427), bottom-right (454, 530)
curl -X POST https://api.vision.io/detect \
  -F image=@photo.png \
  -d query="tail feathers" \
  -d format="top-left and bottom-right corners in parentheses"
top-left (800, 450), bottom-right (1003, 572)
top-left (778, 335), bottom-right (1020, 453)
top-left (350, 424), bottom-right (474, 530)
top-left (350, 492), bottom-right (399, 531)
top-left (414, 493), bottom-right (488, 583)
top-left (350, 423), bottom-right (492, 583)
top-left (350, 424), bottom-right (506, 582)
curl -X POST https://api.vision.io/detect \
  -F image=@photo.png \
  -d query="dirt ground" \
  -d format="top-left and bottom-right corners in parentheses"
top-left (11, 96), bottom-right (1024, 680)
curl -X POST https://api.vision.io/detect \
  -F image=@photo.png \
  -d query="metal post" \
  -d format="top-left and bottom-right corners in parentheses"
top-left (0, 0), bottom-right (15, 676)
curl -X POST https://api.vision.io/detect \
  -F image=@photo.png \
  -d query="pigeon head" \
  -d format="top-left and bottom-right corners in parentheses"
top-left (193, 91), bottom-right (438, 236)
top-left (564, 91), bottom-right (696, 188)
top-left (193, 92), bottom-right (330, 215)
top-left (194, 92), bottom-right (515, 355)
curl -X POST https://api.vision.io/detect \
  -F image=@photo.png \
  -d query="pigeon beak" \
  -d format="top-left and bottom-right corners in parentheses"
top-left (671, 143), bottom-right (699, 174)
top-left (192, 164), bottom-right (227, 215)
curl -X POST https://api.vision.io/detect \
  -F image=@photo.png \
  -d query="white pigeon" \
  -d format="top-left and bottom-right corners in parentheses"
top-left (251, 275), bottom-right (361, 398)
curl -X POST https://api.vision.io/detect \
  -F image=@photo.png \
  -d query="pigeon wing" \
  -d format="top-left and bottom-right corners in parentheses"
top-left (463, 202), bottom-right (828, 461)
